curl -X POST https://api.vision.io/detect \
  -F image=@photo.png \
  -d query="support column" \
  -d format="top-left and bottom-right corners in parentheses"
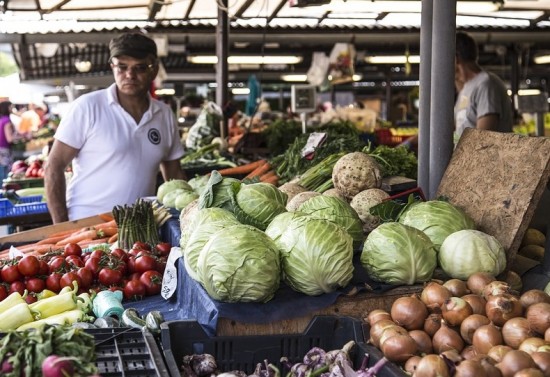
top-left (216, 0), bottom-right (229, 139)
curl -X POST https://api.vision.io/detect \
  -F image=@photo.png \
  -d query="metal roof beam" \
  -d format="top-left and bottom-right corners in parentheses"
top-left (234, 0), bottom-right (254, 18)
top-left (267, 0), bottom-right (287, 24)
top-left (148, 0), bottom-right (165, 21)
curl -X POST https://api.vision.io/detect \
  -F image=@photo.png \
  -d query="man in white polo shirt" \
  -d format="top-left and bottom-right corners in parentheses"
top-left (45, 32), bottom-right (185, 222)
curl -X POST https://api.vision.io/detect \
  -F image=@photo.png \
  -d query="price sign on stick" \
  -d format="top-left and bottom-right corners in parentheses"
top-left (161, 247), bottom-right (182, 299)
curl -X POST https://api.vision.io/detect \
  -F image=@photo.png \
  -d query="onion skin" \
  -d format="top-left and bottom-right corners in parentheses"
top-left (442, 297), bottom-right (474, 327)
top-left (519, 337), bottom-right (548, 355)
top-left (502, 317), bottom-right (537, 349)
top-left (378, 325), bottom-right (409, 348)
top-left (366, 309), bottom-right (392, 327)
top-left (532, 351), bottom-right (550, 377)
top-left (404, 355), bottom-right (422, 374)
top-left (391, 295), bottom-right (429, 330)
top-left (462, 294), bottom-right (488, 316)
top-left (473, 324), bottom-right (504, 355)
top-left (409, 329), bottom-right (434, 355)
top-left (460, 314), bottom-right (491, 344)
top-left (546, 327), bottom-right (550, 342)
top-left (443, 279), bottom-right (470, 297)
top-left (513, 368), bottom-right (545, 377)
top-left (380, 333), bottom-right (418, 363)
top-left (526, 302), bottom-right (550, 335)
top-left (441, 349), bottom-right (463, 365)
top-left (486, 294), bottom-right (524, 327)
top-left (421, 282), bottom-right (452, 312)
top-left (413, 354), bottom-right (451, 377)
top-left (487, 345), bottom-right (513, 363)
top-left (369, 319), bottom-right (396, 347)
top-left (503, 271), bottom-right (522, 293)
top-left (424, 313), bottom-right (443, 337)
top-left (461, 345), bottom-right (478, 360)
top-left (467, 272), bottom-right (496, 296)
top-left (482, 281), bottom-right (513, 301)
top-left (477, 356), bottom-right (503, 377)
top-left (454, 359), bottom-right (488, 377)
top-left (433, 321), bottom-right (465, 354)
top-left (495, 350), bottom-right (537, 377)
top-left (520, 290), bottom-right (550, 309)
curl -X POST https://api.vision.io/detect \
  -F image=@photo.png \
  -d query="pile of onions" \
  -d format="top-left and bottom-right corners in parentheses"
top-left (364, 276), bottom-right (550, 377)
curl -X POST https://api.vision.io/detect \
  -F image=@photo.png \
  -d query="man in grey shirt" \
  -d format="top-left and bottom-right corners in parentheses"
top-left (454, 31), bottom-right (513, 143)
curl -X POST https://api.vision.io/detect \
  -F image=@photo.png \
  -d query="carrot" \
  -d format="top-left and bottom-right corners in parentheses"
top-left (48, 228), bottom-right (83, 238)
top-left (98, 213), bottom-right (114, 222)
top-left (96, 227), bottom-right (118, 237)
top-left (93, 219), bottom-right (117, 231)
top-left (108, 233), bottom-right (118, 243)
top-left (77, 237), bottom-right (109, 247)
top-left (259, 170), bottom-right (277, 182)
top-left (244, 161), bottom-right (271, 180)
top-left (217, 160), bottom-right (267, 176)
top-left (33, 244), bottom-right (62, 255)
top-left (55, 229), bottom-right (101, 246)
top-left (36, 234), bottom-right (72, 245)
top-left (262, 174), bottom-right (279, 186)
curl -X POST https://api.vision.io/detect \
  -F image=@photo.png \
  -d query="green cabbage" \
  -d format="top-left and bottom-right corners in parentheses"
top-left (175, 191), bottom-right (200, 211)
top-left (162, 188), bottom-right (189, 208)
top-left (265, 211), bottom-right (307, 243)
top-left (233, 183), bottom-right (288, 230)
top-left (157, 179), bottom-right (193, 203)
top-left (398, 200), bottom-right (475, 251)
top-left (181, 208), bottom-right (239, 281)
top-left (298, 195), bottom-right (363, 243)
top-left (438, 229), bottom-right (506, 280)
top-left (198, 170), bottom-right (241, 212)
top-left (361, 222), bottom-right (437, 285)
top-left (188, 175), bottom-right (210, 195)
top-left (267, 215), bottom-right (354, 296)
top-left (196, 224), bottom-right (281, 303)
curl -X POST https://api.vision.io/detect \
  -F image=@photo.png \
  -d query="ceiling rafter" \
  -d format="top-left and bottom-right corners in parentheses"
top-left (184, 0), bottom-right (197, 20)
top-left (267, 0), bottom-right (286, 24)
top-left (234, 0), bottom-right (255, 18)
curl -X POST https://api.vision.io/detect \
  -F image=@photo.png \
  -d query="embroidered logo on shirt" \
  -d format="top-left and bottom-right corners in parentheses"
top-left (148, 128), bottom-right (161, 145)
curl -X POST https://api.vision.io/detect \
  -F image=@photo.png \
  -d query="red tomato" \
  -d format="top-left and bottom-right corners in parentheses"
top-left (89, 249), bottom-right (105, 260)
top-left (154, 242), bottom-right (171, 257)
top-left (126, 256), bottom-right (136, 274)
top-left (76, 267), bottom-right (94, 289)
top-left (45, 273), bottom-right (62, 293)
top-left (134, 254), bottom-right (157, 273)
top-left (25, 277), bottom-right (46, 293)
top-left (0, 285), bottom-right (8, 301)
top-left (60, 271), bottom-right (82, 289)
top-left (132, 241), bottom-right (151, 251)
top-left (123, 279), bottom-right (146, 300)
top-left (98, 268), bottom-right (122, 286)
top-left (84, 257), bottom-right (101, 276)
top-left (128, 272), bottom-right (142, 281)
top-left (17, 255), bottom-right (40, 277)
top-left (10, 280), bottom-right (26, 295)
top-left (110, 248), bottom-right (129, 263)
top-left (65, 255), bottom-right (84, 268)
top-left (24, 293), bottom-right (37, 304)
top-left (64, 243), bottom-right (83, 257)
top-left (1, 264), bottom-right (22, 283)
top-left (48, 256), bottom-right (68, 273)
top-left (38, 260), bottom-right (49, 275)
top-left (156, 256), bottom-right (167, 274)
top-left (139, 270), bottom-right (163, 296)
top-left (127, 248), bottom-right (141, 258)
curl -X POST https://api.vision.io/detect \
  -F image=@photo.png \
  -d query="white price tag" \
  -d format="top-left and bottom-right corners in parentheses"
top-left (161, 246), bottom-right (182, 300)
top-left (301, 132), bottom-right (327, 159)
top-left (8, 246), bottom-right (25, 259)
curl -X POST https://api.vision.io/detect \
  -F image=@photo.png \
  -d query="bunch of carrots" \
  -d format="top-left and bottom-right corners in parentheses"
top-left (216, 159), bottom-right (279, 185)
top-left (0, 214), bottom-right (119, 258)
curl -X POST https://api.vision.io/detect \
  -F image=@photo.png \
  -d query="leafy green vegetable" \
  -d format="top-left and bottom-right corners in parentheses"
top-left (157, 179), bottom-right (193, 203)
top-left (364, 144), bottom-right (418, 179)
top-left (198, 170), bottom-right (242, 212)
top-left (232, 182), bottom-right (288, 230)
top-left (369, 193), bottom-right (420, 223)
top-left (261, 119), bottom-right (303, 156)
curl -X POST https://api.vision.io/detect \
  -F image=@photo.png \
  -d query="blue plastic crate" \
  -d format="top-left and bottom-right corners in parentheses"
top-left (0, 195), bottom-right (47, 217)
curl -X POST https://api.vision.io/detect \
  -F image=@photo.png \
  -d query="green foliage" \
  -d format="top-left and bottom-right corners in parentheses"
top-left (0, 51), bottom-right (18, 77)
top-left (262, 119), bottom-right (303, 156)
top-left (365, 144), bottom-right (418, 179)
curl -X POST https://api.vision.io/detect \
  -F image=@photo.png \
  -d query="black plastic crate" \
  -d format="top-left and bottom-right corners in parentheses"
top-left (160, 315), bottom-right (406, 377)
top-left (89, 327), bottom-right (170, 377)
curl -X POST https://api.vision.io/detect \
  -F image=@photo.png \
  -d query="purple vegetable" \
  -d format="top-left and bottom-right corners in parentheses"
top-left (1, 358), bottom-right (14, 373)
top-left (41, 355), bottom-right (75, 377)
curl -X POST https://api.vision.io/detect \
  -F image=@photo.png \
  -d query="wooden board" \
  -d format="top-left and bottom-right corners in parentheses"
top-left (216, 285), bottom-right (422, 336)
top-left (436, 129), bottom-right (550, 264)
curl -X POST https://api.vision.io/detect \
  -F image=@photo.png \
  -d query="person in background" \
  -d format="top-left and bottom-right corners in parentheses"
top-left (0, 101), bottom-right (27, 181)
top-left (454, 31), bottom-right (513, 142)
top-left (45, 32), bottom-right (185, 223)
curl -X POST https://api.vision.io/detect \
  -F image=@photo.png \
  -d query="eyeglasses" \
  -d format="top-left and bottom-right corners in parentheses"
top-left (111, 63), bottom-right (155, 74)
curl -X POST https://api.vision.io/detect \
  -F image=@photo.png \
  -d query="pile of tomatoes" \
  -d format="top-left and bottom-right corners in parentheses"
top-left (0, 241), bottom-right (171, 302)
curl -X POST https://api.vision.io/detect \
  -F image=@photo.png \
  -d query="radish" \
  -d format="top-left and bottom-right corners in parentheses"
top-left (41, 355), bottom-right (75, 377)
top-left (1, 358), bottom-right (13, 373)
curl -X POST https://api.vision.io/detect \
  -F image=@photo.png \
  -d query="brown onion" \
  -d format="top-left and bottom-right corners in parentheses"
top-left (526, 302), bottom-right (550, 335)
top-left (537, 344), bottom-right (550, 353)
top-left (486, 294), bottom-right (524, 327)
top-left (441, 349), bottom-right (463, 365)
top-left (409, 329), bottom-right (433, 355)
top-left (514, 368), bottom-right (545, 377)
top-left (487, 345), bottom-right (513, 363)
top-left (476, 356), bottom-right (503, 377)
top-left (378, 325), bottom-right (409, 348)
top-left (461, 345), bottom-right (478, 360)
top-left (519, 337), bottom-right (548, 355)
top-left (473, 324), bottom-right (504, 355)
top-left (503, 271), bottom-right (523, 293)
top-left (467, 272), bottom-right (496, 295)
top-left (521, 290), bottom-right (550, 309)
top-left (461, 314), bottom-right (491, 344)
top-left (433, 321), bottom-right (465, 353)
top-left (482, 281), bottom-right (513, 300)
top-left (443, 279), bottom-right (470, 297)
top-left (454, 359), bottom-right (488, 377)
top-left (531, 351), bottom-right (550, 377)
top-left (414, 354), bottom-right (451, 377)
top-left (442, 297), bottom-right (474, 326)
top-left (546, 327), bottom-right (550, 342)
top-left (380, 333), bottom-right (418, 363)
top-left (368, 319), bottom-right (396, 347)
top-left (462, 294), bottom-right (488, 316)
top-left (495, 350), bottom-right (537, 377)
top-left (391, 295), bottom-right (429, 330)
top-left (366, 309), bottom-right (392, 327)
top-left (404, 355), bottom-right (422, 374)
top-left (424, 313), bottom-right (443, 337)
top-left (421, 282), bottom-right (452, 312)
top-left (502, 317), bottom-right (537, 349)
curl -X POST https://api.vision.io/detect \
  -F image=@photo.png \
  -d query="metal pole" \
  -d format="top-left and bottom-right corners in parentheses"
top-left (216, 0), bottom-right (229, 139)
top-left (418, 0), bottom-right (433, 196)
top-left (428, 0), bottom-right (456, 199)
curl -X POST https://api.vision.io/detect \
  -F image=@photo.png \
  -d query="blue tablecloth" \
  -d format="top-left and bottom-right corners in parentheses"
top-left (126, 218), bottom-right (394, 336)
